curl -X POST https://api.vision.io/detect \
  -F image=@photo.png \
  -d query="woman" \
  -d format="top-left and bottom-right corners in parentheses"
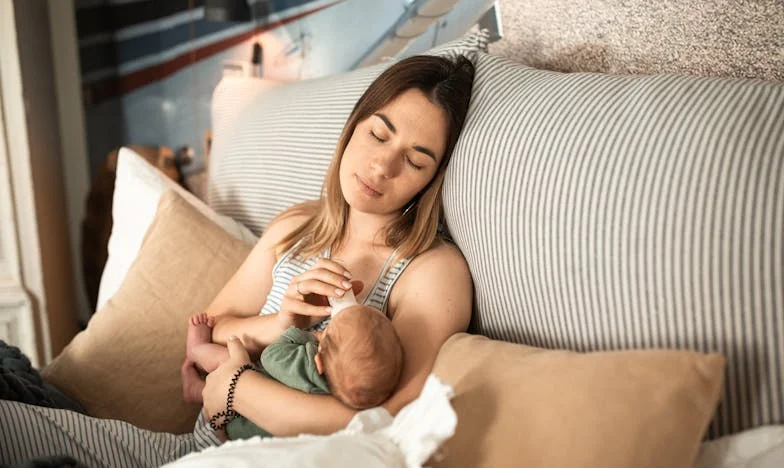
top-left (0, 53), bottom-right (475, 467)
top-left (200, 53), bottom-right (476, 437)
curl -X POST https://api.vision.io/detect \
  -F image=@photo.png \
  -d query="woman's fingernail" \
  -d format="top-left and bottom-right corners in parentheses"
top-left (343, 271), bottom-right (352, 279)
top-left (229, 335), bottom-right (237, 341)
top-left (326, 307), bottom-right (334, 314)
top-left (342, 281), bottom-right (352, 289)
top-left (334, 288), bottom-right (345, 296)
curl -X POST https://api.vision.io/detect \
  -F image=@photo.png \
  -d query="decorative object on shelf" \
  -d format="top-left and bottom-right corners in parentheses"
top-left (251, 41), bottom-right (264, 77)
top-left (203, 0), bottom-right (251, 22)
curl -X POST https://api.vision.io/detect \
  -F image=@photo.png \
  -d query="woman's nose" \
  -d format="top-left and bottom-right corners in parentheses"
top-left (369, 147), bottom-right (401, 179)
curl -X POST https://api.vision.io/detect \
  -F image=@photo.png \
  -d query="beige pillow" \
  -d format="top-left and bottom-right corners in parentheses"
top-left (431, 333), bottom-right (725, 468)
top-left (42, 190), bottom-right (252, 434)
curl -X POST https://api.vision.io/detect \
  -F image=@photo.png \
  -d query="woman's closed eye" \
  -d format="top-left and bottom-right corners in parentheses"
top-left (405, 154), bottom-right (424, 170)
top-left (370, 130), bottom-right (425, 170)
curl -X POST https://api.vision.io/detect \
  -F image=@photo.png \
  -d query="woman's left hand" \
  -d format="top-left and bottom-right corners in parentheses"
top-left (202, 335), bottom-right (254, 423)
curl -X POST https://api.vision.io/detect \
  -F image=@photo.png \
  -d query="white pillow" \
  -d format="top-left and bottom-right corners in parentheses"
top-left (162, 375), bottom-right (457, 468)
top-left (95, 147), bottom-right (258, 313)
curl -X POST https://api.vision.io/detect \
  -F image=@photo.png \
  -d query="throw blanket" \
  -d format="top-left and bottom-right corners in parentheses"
top-left (0, 340), bottom-right (84, 413)
top-left (0, 342), bottom-right (88, 467)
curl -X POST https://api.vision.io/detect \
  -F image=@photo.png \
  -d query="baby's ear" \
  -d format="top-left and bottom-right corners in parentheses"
top-left (314, 352), bottom-right (325, 375)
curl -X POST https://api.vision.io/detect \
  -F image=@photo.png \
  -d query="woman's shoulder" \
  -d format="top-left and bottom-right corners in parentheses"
top-left (388, 238), bottom-right (472, 324)
top-left (402, 239), bottom-right (471, 284)
top-left (417, 238), bottom-right (466, 262)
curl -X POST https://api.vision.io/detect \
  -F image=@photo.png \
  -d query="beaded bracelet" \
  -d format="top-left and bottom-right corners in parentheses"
top-left (209, 363), bottom-right (255, 431)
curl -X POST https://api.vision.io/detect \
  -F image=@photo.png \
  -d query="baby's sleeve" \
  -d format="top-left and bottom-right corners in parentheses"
top-left (260, 328), bottom-right (326, 394)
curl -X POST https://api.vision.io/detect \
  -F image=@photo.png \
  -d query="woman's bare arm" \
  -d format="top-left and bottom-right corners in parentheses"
top-left (231, 372), bottom-right (357, 436)
top-left (203, 241), bottom-right (472, 436)
top-left (203, 335), bottom-right (357, 436)
top-left (207, 211), bottom-right (309, 350)
top-left (382, 242), bottom-right (473, 415)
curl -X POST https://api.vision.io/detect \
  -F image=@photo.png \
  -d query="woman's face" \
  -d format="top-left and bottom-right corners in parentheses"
top-left (339, 88), bottom-right (448, 216)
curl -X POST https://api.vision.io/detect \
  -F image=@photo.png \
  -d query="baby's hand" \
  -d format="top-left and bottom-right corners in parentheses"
top-left (189, 312), bottom-right (215, 327)
top-left (312, 330), bottom-right (324, 341)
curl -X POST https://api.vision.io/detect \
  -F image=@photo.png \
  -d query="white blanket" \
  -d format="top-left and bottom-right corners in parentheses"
top-left (694, 425), bottom-right (784, 468)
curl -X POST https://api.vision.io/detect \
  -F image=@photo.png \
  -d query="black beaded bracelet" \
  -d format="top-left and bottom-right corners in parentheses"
top-left (209, 363), bottom-right (255, 431)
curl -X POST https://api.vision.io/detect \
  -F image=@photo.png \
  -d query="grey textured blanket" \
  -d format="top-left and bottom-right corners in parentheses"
top-left (0, 340), bottom-right (84, 414)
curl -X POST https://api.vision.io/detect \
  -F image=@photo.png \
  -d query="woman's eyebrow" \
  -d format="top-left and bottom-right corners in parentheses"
top-left (374, 112), bottom-right (396, 133)
top-left (374, 112), bottom-right (436, 161)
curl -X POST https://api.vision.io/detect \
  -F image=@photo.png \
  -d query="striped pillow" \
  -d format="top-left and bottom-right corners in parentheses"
top-left (207, 31), bottom-right (489, 234)
top-left (443, 52), bottom-right (784, 438)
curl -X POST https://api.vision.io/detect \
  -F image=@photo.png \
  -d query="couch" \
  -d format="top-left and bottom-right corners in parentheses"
top-left (39, 29), bottom-right (783, 468)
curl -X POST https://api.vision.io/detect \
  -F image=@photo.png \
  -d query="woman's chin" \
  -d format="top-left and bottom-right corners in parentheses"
top-left (344, 195), bottom-right (394, 217)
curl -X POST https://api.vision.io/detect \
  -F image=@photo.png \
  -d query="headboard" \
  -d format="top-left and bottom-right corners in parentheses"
top-left (487, 0), bottom-right (783, 82)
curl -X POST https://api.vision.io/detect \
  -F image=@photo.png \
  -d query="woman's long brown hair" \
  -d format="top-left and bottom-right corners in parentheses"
top-left (276, 54), bottom-right (475, 263)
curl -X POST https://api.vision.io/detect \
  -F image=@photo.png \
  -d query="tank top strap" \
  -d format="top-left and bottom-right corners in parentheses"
top-left (362, 250), bottom-right (413, 317)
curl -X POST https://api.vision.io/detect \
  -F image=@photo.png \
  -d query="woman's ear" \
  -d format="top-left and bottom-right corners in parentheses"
top-left (314, 352), bottom-right (325, 375)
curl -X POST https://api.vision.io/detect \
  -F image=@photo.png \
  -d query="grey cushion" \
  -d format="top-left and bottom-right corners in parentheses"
top-left (444, 52), bottom-right (784, 438)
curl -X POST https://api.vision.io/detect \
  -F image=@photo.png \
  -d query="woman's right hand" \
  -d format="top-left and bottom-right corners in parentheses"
top-left (277, 258), bottom-right (363, 330)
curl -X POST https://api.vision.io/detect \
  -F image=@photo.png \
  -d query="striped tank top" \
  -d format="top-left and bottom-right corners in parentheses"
top-left (260, 243), bottom-right (412, 332)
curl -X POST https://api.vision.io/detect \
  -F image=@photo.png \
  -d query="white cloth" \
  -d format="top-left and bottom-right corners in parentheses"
top-left (162, 374), bottom-right (457, 468)
top-left (694, 425), bottom-right (784, 468)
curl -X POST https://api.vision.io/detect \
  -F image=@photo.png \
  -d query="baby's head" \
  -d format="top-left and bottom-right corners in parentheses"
top-left (314, 305), bottom-right (403, 409)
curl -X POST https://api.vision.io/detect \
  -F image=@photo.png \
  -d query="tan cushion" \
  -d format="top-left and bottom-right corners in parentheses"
top-left (42, 190), bottom-right (252, 434)
top-left (431, 333), bottom-right (726, 468)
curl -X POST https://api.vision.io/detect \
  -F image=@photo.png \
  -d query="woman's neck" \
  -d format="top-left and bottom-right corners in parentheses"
top-left (344, 210), bottom-right (394, 248)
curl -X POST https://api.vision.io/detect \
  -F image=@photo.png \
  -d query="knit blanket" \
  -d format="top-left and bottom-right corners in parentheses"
top-left (0, 340), bottom-right (84, 414)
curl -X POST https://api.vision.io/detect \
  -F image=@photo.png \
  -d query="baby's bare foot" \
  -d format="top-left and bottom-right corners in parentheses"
top-left (189, 312), bottom-right (214, 327)
top-left (182, 313), bottom-right (215, 403)
top-left (187, 313), bottom-right (214, 359)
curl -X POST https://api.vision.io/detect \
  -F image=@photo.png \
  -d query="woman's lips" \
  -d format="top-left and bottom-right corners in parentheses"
top-left (356, 175), bottom-right (382, 197)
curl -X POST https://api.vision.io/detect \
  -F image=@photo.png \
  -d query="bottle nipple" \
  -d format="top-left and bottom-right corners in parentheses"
top-left (328, 287), bottom-right (357, 316)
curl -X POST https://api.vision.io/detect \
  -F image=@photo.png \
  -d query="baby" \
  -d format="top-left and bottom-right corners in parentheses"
top-left (181, 301), bottom-right (403, 440)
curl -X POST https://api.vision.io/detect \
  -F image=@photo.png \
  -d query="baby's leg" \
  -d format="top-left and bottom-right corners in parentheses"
top-left (182, 313), bottom-right (228, 404)
top-left (189, 342), bottom-right (230, 373)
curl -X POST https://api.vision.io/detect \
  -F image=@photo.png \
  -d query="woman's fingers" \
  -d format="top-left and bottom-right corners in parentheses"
top-left (299, 266), bottom-right (353, 294)
top-left (315, 258), bottom-right (353, 279)
top-left (294, 277), bottom-right (353, 298)
top-left (288, 259), bottom-right (354, 298)
top-left (226, 335), bottom-right (251, 364)
top-left (281, 292), bottom-right (332, 316)
top-left (277, 258), bottom-right (357, 330)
